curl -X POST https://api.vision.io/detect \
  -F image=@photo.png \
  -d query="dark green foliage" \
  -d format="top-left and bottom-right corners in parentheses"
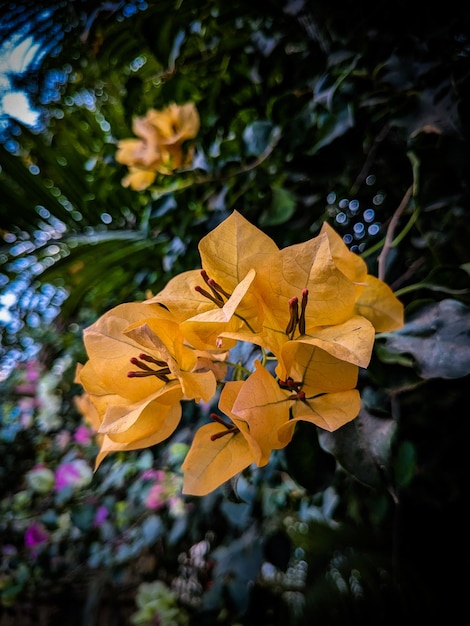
top-left (1, 0), bottom-right (470, 623)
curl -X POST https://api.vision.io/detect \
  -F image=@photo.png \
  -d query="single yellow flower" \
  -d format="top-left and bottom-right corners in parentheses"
top-left (181, 381), bottom-right (261, 496)
top-left (147, 211), bottom-right (279, 350)
top-left (147, 102), bottom-right (200, 145)
top-left (217, 216), bottom-right (403, 370)
top-left (76, 352), bottom-right (185, 469)
top-left (76, 301), bottom-right (225, 468)
top-left (115, 102), bottom-right (200, 190)
top-left (182, 351), bottom-right (360, 496)
top-left (232, 356), bottom-right (360, 453)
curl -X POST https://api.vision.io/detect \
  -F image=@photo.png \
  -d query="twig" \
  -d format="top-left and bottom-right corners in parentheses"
top-left (377, 185), bottom-right (413, 281)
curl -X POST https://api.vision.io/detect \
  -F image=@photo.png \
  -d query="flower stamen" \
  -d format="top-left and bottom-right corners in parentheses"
top-left (209, 412), bottom-right (239, 440)
top-left (285, 297), bottom-right (299, 339)
top-left (196, 270), bottom-right (232, 307)
top-left (285, 290), bottom-right (309, 338)
top-left (128, 353), bottom-right (171, 382)
top-left (280, 377), bottom-right (306, 401)
top-left (298, 288), bottom-right (308, 335)
top-left (137, 353), bottom-right (168, 367)
top-left (194, 285), bottom-right (224, 307)
top-left (207, 277), bottom-right (231, 300)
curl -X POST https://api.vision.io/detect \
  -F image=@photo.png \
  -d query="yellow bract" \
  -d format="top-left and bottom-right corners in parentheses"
top-left (76, 301), bottom-right (225, 468)
top-left (76, 210), bottom-right (404, 493)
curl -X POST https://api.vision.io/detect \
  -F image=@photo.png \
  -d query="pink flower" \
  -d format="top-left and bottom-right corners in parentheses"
top-left (141, 469), bottom-right (165, 481)
top-left (25, 360), bottom-right (40, 384)
top-left (74, 424), bottom-right (92, 445)
top-left (25, 522), bottom-right (49, 550)
top-left (55, 431), bottom-right (71, 450)
top-left (55, 459), bottom-right (92, 491)
top-left (144, 483), bottom-right (166, 510)
top-left (19, 397), bottom-right (35, 427)
top-left (14, 361), bottom-right (41, 395)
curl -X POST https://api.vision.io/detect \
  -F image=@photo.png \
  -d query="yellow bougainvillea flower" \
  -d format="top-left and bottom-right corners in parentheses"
top-left (273, 315), bottom-right (375, 383)
top-left (181, 381), bottom-right (260, 496)
top-left (79, 376), bottom-right (183, 470)
top-left (76, 349), bottom-right (182, 469)
top-left (120, 167), bottom-right (159, 192)
top-left (182, 351), bottom-right (360, 496)
top-left (232, 355), bottom-right (360, 454)
top-left (218, 218), bottom-right (403, 371)
top-left (76, 209), bottom-right (404, 491)
top-left (147, 211), bottom-right (280, 350)
top-left (80, 302), bottom-right (221, 403)
top-left (76, 301), bottom-right (225, 468)
top-left (116, 102), bottom-right (200, 190)
top-left (146, 102), bottom-right (200, 146)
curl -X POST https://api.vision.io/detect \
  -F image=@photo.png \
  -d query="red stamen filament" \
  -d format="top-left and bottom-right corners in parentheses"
top-left (285, 297), bottom-right (299, 338)
top-left (299, 289), bottom-right (308, 335)
top-left (279, 377), bottom-right (305, 399)
top-left (137, 353), bottom-right (168, 367)
top-left (210, 427), bottom-right (238, 441)
top-left (284, 377), bottom-right (302, 393)
top-left (196, 270), bottom-right (232, 307)
top-left (209, 412), bottom-right (239, 440)
top-left (128, 354), bottom-right (171, 382)
top-left (285, 289), bottom-right (309, 337)
top-left (194, 285), bottom-right (224, 307)
top-left (129, 356), bottom-right (154, 372)
top-left (207, 278), bottom-right (231, 300)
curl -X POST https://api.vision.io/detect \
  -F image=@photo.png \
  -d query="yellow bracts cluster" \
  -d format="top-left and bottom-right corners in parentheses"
top-left (115, 102), bottom-right (200, 190)
top-left (75, 211), bottom-right (404, 495)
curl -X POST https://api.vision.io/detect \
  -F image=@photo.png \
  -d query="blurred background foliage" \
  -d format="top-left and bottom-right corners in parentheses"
top-left (0, 0), bottom-right (469, 624)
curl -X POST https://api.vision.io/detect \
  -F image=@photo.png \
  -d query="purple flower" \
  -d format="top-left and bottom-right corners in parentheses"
top-left (93, 505), bottom-right (109, 527)
top-left (25, 522), bottom-right (49, 550)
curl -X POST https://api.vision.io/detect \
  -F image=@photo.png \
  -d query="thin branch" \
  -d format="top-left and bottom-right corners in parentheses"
top-left (377, 185), bottom-right (413, 281)
top-left (150, 129), bottom-right (282, 200)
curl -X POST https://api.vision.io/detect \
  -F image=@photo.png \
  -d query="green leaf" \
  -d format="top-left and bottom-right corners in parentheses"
top-left (71, 504), bottom-right (96, 532)
top-left (141, 514), bottom-right (164, 544)
top-left (209, 525), bottom-right (264, 614)
top-left (319, 407), bottom-right (397, 489)
top-left (394, 440), bottom-right (416, 488)
top-left (242, 120), bottom-right (275, 157)
top-left (259, 186), bottom-right (296, 227)
top-left (379, 299), bottom-right (470, 379)
top-left (284, 421), bottom-right (336, 493)
top-left (308, 103), bottom-right (354, 154)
